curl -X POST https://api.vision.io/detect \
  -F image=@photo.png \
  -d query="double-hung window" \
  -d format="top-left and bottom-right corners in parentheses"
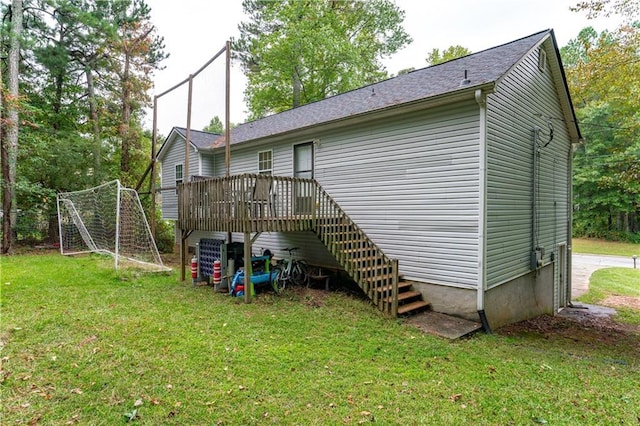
top-left (258, 150), bottom-right (273, 175)
top-left (175, 164), bottom-right (184, 193)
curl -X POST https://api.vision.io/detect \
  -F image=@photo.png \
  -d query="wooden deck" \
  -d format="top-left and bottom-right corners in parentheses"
top-left (178, 174), bottom-right (332, 233)
top-left (177, 174), bottom-right (432, 317)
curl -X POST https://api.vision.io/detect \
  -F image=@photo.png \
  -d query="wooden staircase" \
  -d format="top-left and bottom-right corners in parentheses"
top-left (312, 184), bottom-right (430, 317)
top-left (177, 174), bottom-right (431, 317)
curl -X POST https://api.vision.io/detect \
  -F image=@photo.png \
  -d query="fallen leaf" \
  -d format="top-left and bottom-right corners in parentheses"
top-left (65, 414), bottom-right (80, 424)
top-left (360, 411), bottom-right (371, 416)
top-left (449, 394), bottom-right (462, 402)
top-left (78, 335), bottom-right (98, 347)
top-left (70, 388), bottom-right (83, 394)
top-left (134, 399), bottom-right (143, 407)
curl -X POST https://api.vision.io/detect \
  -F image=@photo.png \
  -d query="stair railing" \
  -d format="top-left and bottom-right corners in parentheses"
top-left (312, 182), bottom-right (399, 316)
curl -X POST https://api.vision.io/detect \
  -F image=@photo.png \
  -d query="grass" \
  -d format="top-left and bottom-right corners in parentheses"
top-left (2, 253), bottom-right (639, 424)
top-left (578, 268), bottom-right (640, 325)
top-left (572, 238), bottom-right (640, 257)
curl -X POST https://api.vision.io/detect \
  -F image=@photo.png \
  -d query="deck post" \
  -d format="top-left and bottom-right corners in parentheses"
top-left (391, 259), bottom-right (399, 317)
top-left (243, 232), bottom-right (253, 303)
top-left (180, 230), bottom-right (187, 281)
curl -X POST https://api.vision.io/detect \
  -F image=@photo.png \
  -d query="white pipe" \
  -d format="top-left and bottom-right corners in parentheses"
top-left (475, 89), bottom-right (489, 329)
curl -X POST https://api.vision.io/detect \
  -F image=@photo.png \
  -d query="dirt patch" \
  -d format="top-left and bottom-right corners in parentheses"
top-left (601, 295), bottom-right (640, 310)
top-left (498, 311), bottom-right (640, 353)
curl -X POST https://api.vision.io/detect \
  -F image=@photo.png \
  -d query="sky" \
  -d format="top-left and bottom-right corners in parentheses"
top-left (145, 0), bottom-right (623, 135)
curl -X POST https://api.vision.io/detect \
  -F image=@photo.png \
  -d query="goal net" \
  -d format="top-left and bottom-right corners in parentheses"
top-left (57, 180), bottom-right (168, 271)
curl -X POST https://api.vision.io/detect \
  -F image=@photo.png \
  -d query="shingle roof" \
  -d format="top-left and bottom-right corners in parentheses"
top-left (204, 29), bottom-right (551, 149)
top-left (173, 127), bottom-right (221, 149)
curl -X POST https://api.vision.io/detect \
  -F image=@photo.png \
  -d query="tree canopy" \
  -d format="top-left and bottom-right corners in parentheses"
top-left (234, 0), bottom-right (412, 120)
top-left (426, 45), bottom-right (471, 65)
top-left (0, 0), bottom-right (167, 250)
top-left (562, 3), bottom-right (640, 241)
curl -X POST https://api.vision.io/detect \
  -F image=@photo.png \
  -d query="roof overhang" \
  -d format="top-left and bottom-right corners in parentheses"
top-left (214, 82), bottom-right (496, 151)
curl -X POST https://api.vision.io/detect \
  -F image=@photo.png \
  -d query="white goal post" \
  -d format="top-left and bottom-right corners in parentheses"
top-left (57, 180), bottom-right (168, 271)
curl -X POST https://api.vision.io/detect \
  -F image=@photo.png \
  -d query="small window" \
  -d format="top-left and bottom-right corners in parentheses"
top-left (538, 48), bottom-right (546, 72)
top-left (175, 163), bottom-right (184, 187)
top-left (258, 150), bottom-right (273, 175)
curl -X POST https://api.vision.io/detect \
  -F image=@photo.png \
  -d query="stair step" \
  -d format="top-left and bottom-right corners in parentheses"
top-left (383, 290), bottom-right (421, 304)
top-left (397, 300), bottom-right (431, 315)
top-left (375, 282), bottom-right (412, 293)
top-left (398, 290), bottom-right (422, 301)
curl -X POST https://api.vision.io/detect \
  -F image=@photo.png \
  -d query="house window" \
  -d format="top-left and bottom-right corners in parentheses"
top-left (175, 163), bottom-right (184, 188)
top-left (258, 150), bottom-right (273, 175)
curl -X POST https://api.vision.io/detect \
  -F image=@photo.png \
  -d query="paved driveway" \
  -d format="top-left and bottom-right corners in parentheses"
top-left (572, 254), bottom-right (638, 298)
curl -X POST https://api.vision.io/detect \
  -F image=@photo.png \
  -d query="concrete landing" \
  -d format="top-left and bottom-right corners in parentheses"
top-left (405, 310), bottom-right (483, 339)
top-left (559, 303), bottom-right (617, 320)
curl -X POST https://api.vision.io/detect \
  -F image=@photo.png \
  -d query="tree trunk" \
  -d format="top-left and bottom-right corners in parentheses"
top-left (120, 53), bottom-right (131, 175)
top-left (86, 66), bottom-right (102, 183)
top-left (2, 0), bottom-right (23, 254)
top-left (292, 66), bottom-right (301, 108)
top-left (1, 30), bottom-right (6, 252)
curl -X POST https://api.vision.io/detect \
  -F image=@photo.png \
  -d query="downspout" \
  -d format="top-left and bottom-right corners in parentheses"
top-left (567, 141), bottom-right (573, 304)
top-left (475, 89), bottom-right (491, 333)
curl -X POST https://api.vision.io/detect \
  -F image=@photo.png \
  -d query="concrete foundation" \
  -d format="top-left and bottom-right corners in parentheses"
top-left (484, 264), bottom-right (555, 328)
top-left (412, 263), bottom-right (556, 329)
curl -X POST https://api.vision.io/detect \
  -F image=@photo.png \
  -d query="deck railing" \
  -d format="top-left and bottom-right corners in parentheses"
top-left (178, 174), bottom-right (398, 316)
top-left (178, 174), bottom-right (318, 233)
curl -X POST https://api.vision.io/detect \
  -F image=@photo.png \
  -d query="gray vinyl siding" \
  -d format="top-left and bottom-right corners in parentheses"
top-left (160, 136), bottom-right (200, 220)
top-left (316, 102), bottom-right (481, 288)
top-left (199, 153), bottom-right (215, 177)
top-left (486, 40), bottom-right (571, 289)
top-left (193, 102), bottom-right (481, 287)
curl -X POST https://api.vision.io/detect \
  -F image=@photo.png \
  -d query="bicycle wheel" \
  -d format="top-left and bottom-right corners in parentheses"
top-left (272, 265), bottom-right (286, 292)
top-left (291, 260), bottom-right (309, 286)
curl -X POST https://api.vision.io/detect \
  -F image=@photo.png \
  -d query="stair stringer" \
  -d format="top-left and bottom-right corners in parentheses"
top-left (310, 183), bottom-right (399, 316)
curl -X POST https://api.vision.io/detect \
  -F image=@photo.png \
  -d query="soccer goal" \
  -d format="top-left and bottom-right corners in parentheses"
top-left (57, 180), bottom-right (168, 271)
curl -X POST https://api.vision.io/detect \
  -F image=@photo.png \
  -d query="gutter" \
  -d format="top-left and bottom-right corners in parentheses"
top-left (475, 88), bottom-right (491, 334)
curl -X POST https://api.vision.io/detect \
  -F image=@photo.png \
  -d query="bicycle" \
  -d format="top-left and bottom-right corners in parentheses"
top-left (273, 247), bottom-right (308, 291)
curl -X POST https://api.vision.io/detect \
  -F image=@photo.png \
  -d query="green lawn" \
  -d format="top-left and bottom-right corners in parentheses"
top-left (1, 253), bottom-right (639, 424)
top-left (573, 238), bottom-right (640, 257)
top-left (578, 268), bottom-right (640, 325)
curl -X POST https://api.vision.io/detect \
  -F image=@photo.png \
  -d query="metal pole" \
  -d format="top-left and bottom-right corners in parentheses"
top-left (151, 95), bottom-right (158, 237)
top-left (115, 180), bottom-right (121, 270)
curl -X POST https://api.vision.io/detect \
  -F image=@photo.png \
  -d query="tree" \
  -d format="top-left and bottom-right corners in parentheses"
top-left (234, 0), bottom-right (412, 119)
top-left (105, 0), bottom-right (167, 184)
top-left (203, 116), bottom-right (224, 133)
top-left (571, 0), bottom-right (639, 22)
top-left (426, 45), bottom-right (471, 66)
top-left (1, 0), bottom-right (23, 254)
top-left (0, 0), bottom-right (167, 247)
top-left (562, 20), bottom-right (640, 240)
